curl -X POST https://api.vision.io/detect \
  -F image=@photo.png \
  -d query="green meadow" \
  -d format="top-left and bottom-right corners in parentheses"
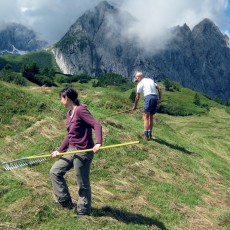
top-left (0, 78), bottom-right (229, 230)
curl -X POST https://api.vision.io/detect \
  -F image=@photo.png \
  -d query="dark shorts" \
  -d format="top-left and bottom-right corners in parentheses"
top-left (143, 94), bottom-right (158, 114)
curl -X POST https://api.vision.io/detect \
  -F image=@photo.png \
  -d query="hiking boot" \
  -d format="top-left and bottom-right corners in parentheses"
top-left (53, 199), bottom-right (74, 209)
top-left (148, 135), bottom-right (153, 140)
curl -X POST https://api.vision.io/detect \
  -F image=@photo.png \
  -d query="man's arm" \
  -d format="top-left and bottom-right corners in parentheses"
top-left (132, 93), bottom-right (140, 110)
top-left (156, 85), bottom-right (162, 102)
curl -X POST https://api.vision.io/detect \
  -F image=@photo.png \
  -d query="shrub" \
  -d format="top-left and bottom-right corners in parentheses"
top-left (0, 69), bottom-right (27, 86)
top-left (193, 93), bottom-right (201, 106)
top-left (30, 74), bottom-right (56, 87)
top-left (54, 73), bottom-right (91, 84)
top-left (97, 73), bottom-right (128, 87)
top-left (129, 91), bottom-right (136, 102)
top-left (157, 104), bottom-right (195, 116)
top-left (163, 79), bottom-right (181, 92)
top-left (21, 62), bottom-right (40, 79)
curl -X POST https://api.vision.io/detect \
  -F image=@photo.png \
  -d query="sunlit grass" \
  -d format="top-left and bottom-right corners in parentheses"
top-left (0, 80), bottom-right (229, 230)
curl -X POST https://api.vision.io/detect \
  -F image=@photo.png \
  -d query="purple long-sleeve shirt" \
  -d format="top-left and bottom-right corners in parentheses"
top-left (57, 105), bottom-right (102, 152)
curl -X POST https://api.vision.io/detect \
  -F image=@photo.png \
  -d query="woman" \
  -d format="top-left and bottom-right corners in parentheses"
top-left (50, 87), bottom-right (102, 216)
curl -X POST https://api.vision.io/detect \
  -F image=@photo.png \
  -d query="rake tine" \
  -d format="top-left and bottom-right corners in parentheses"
top-left (35, 159), bottom-right (43, 163)
top-left (11, 163), bottom-right (16, 169)
top-left (3, 164), bottom-right (9, 171)
top-left (28, 160), bottom-right (35, 165)
top-left (24, 161), bottom-right (29, 166)
top-left (8, 164), bottom-right (13, 170)
top-left (8, 166), bottom-right (12, 170)
top-left (20, 161), bottom-right (26, 167)
top-left (4, 166), bottom-right (8, 171)
top-left (6, 164), bottom-right (11, 170)
top-left (29, 160), bottom-right (35, 165)
top-left (31, 160), bottom-right (39, 165)
top-left (28, 160), bottom-right (33, 165)
top-left (14, 163), bottom-right (20, 169)
top-left (17, 162), bottom-right (22, 168)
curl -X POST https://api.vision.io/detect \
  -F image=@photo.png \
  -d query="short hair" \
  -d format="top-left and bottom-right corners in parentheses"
top-left (134, 71), bottom-right (143, 78)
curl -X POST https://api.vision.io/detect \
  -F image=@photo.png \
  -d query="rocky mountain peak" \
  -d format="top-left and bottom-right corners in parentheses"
top-left (192, 18), bottom-right (226, 46)
top-left (0, 23), bottom-right (48, 55)
top-left (95, 0), bottom-right (114, 11)
top-left (52, 1), bottom-right (230, 102)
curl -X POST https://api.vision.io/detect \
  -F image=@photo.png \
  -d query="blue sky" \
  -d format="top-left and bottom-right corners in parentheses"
top-left (0, 0), bottom-right (229, 43)
top-left (224, 0), bottom-right (230, 35)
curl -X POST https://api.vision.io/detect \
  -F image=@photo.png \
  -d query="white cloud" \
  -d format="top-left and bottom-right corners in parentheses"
top-left (0, 0), bottom-right (102, 43)
top-left (224, 30), bottom-right (230, 37)
top-left (115, 0), bottom-right (229, 52)
top-left (0, 0), bottom-right (229, 46)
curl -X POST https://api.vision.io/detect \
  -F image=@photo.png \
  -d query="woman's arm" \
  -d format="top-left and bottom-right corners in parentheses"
top-left (57, 134), bottom-right (69, 152)
top-left (77, 106), bottom-right (102, 145)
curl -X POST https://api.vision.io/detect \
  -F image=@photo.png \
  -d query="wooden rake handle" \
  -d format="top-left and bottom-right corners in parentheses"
top-left (26, 141), bottom-right (140, 160)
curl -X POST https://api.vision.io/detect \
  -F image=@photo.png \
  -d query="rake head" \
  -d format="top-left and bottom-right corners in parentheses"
top-left (2, 157), bottom-right (48, 171)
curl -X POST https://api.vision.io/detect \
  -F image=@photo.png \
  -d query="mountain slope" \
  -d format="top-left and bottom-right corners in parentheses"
top-left (52, 1), bottom-right (230, 103)
top-left (0, 23), bottom-right (48, 55)
top-left (0, 50), bottom-right (59, 72)
top-left (0, 80), bottom-right (229, 230)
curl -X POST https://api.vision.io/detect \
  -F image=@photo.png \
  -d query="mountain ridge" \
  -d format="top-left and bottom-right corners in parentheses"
top-left (52, 1), bottom-right (230, 102)
top-left (0, 23), bottom-right (48, 55)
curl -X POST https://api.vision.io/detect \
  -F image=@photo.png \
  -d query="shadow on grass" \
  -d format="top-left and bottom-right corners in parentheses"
top-left (92, 206), bottom-right (168, 230)
top-left (153, 138), bottom-right (193, 155)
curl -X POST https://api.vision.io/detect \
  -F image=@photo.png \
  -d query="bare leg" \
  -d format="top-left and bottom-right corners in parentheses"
top-left (150, 114), bottom-right (154, 130)
top-left (143, 112), bottom-right (151, 130)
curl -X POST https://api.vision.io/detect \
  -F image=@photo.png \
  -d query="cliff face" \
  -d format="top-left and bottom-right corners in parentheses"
top-left (0, 23), bottom-right (47, 55)
top-left (52, 1), bottom-right (139, 77)
top-left (52, 1), bottom-right (230, 102)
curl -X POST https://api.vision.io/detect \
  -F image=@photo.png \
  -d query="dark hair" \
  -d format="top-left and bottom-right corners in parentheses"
top-left (59, 87), bottom-right (80, 106)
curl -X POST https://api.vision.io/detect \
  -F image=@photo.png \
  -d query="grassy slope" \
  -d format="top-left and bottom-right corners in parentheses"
top-left (0, 49), bottom-right (60, 72)
top-left (0, 81), bottom-right (229, 230)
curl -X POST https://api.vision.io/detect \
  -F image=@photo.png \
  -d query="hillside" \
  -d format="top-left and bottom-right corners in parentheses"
top-left (0, 50), bottom-right (59, 72)
top-left (0, 80), bottom-right (229, 230)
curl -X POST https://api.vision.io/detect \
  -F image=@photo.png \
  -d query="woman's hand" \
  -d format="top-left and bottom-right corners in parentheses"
top-left (51, 150), bottom-right (59, 158)
top-left (93, 144), bottom-right (101, 153)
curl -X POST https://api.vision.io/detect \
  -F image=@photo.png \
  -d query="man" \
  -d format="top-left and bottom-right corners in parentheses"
top-left (132, 71), bottom-right (162, 140)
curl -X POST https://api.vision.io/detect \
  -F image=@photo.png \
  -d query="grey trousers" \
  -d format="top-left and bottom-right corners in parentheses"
top-left (50, 147), bottom-right (93, 215)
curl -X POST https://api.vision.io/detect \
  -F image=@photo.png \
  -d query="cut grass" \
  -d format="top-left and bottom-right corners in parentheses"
top-left (0, 80), bottom-right (229, 230)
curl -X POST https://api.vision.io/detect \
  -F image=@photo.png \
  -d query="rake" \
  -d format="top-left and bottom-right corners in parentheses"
top-left (105, 99), bottom-right (168, 118)
top-left (107, 108), bottom-right (139, 117)
top-left (2, 141), bottom-right (139, 171)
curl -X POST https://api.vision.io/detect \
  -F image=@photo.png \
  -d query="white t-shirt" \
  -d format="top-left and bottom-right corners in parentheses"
top-left (137, 78), bottom-right (157, 97)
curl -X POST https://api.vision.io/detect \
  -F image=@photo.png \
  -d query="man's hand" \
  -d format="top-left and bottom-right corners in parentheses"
top-left (133, 93), bottom-right (140, 110)
top-left (51, 150), bottom-right (59, 158)
top-left (93, 144), bottom-right (101, 153)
